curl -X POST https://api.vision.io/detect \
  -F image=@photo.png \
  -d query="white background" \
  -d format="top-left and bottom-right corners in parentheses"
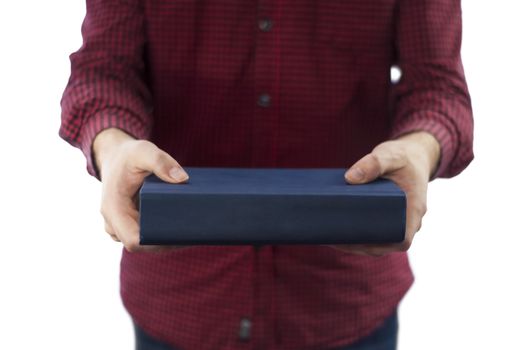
top-left (0, 1), bottom-right (525, 349)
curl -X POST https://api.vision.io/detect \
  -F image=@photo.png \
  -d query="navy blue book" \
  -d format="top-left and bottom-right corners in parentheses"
top-left (139, 168), bottom-right (406, 245)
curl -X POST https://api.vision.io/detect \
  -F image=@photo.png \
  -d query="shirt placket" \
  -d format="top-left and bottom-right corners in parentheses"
top-left (250, 245), bottom-right (277, 350)
top-left (250, 1), bottom-right (281, 349)
top-left (251, 0), bottom-right (282, 168)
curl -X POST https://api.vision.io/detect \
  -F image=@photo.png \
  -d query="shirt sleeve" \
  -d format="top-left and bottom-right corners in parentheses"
top-left (390, 0), bottom-right (474, 178)
top-left (59, 0), bottom-right (152, 178)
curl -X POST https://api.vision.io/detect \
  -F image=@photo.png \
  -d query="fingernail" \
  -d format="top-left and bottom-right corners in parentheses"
top-left (348, 168), bottom-right (365, 182)
top-left (169, 167), bottom-right (188, 181)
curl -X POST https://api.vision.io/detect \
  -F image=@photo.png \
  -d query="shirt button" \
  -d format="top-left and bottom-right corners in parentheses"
top-left (258, 19), bottom-right (273, 32)
top-left (238, 317), bottom-right (252, 341)
top-left (257, 93), bottom-right (271, 107)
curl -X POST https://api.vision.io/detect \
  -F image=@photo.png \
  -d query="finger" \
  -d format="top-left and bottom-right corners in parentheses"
top-left (401, 180), bottom-right (427, 239)
top-left (106, 199), bottom-right (142, 252)
top-left (147, 245), bottom-right (186, 253)
top-left (346, 245), bottom-right (401, 256)
top-left (333, 246), bottom-right (376, 256)
top-left (134, 142), bottom-right (189, 184)
top-left (101, 206), bottom-right (119, 240)
top-left (104, 221), bottom-right (114, 235)
top-left (406, 202), bottom-right (424, 238)
top-left (104, 221), bottom-right (121, 242)
top-left (329, 239), bottom-right (411, 255)
top-left (109, 202), bottom-right (166, 252)
top-left (328, 244), bottom-right (382, 256)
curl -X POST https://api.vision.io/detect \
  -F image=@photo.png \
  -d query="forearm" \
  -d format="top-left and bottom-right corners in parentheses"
top-left (392, 0), bottom-right (474, 178)
top-left (59, 0), bottom-right (152, 178)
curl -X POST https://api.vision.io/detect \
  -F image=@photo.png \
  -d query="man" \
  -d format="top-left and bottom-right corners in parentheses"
top-left (60, 1), bottom-right (473, 349)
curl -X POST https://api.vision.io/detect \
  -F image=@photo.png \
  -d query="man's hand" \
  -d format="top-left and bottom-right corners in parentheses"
top-left (94, 128), bottom-right (189, 252)
top-left (334, 131), bottom-right (441, 256)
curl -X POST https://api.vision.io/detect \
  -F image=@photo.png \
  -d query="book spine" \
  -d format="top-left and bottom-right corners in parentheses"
top-left (139, 193), bottom-right (405, 245)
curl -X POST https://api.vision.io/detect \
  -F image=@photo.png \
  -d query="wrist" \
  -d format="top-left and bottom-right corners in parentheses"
top-left (397, 131), bottom-right (441, 178)
top-left (93, 128), bottom-right (136, 174)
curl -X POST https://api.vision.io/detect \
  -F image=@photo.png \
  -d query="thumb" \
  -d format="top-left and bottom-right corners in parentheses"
top-left (154, 150), bottom-right (189, 184)
top-left (344, 153), bottom-right (383, 184)
top-left (137, 144), bottom-right (189, 184)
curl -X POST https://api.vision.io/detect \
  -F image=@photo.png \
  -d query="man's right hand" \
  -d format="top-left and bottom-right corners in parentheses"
top-left (93, 128), bottom-right (189, 252)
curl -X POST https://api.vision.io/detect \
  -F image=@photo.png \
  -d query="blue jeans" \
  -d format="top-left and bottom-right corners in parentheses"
top-left (135, 312), bottom-right (398, 350)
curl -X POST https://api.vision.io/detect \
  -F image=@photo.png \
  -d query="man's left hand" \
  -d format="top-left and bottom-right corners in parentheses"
top-left (334, 131), bottom-right (441, 256)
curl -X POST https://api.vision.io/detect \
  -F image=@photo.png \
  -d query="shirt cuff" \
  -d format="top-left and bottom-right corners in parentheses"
top-left (78, 108), bottom-right (151, 179)
top-left (390, 112), bottom-right (457, 179)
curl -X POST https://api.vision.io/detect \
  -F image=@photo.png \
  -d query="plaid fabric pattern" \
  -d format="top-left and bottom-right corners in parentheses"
top-left (60, 1), bottom-right (473, 349)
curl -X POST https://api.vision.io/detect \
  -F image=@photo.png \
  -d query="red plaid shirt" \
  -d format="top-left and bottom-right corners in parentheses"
top-left (60, 1), bottom-right (473, 349)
